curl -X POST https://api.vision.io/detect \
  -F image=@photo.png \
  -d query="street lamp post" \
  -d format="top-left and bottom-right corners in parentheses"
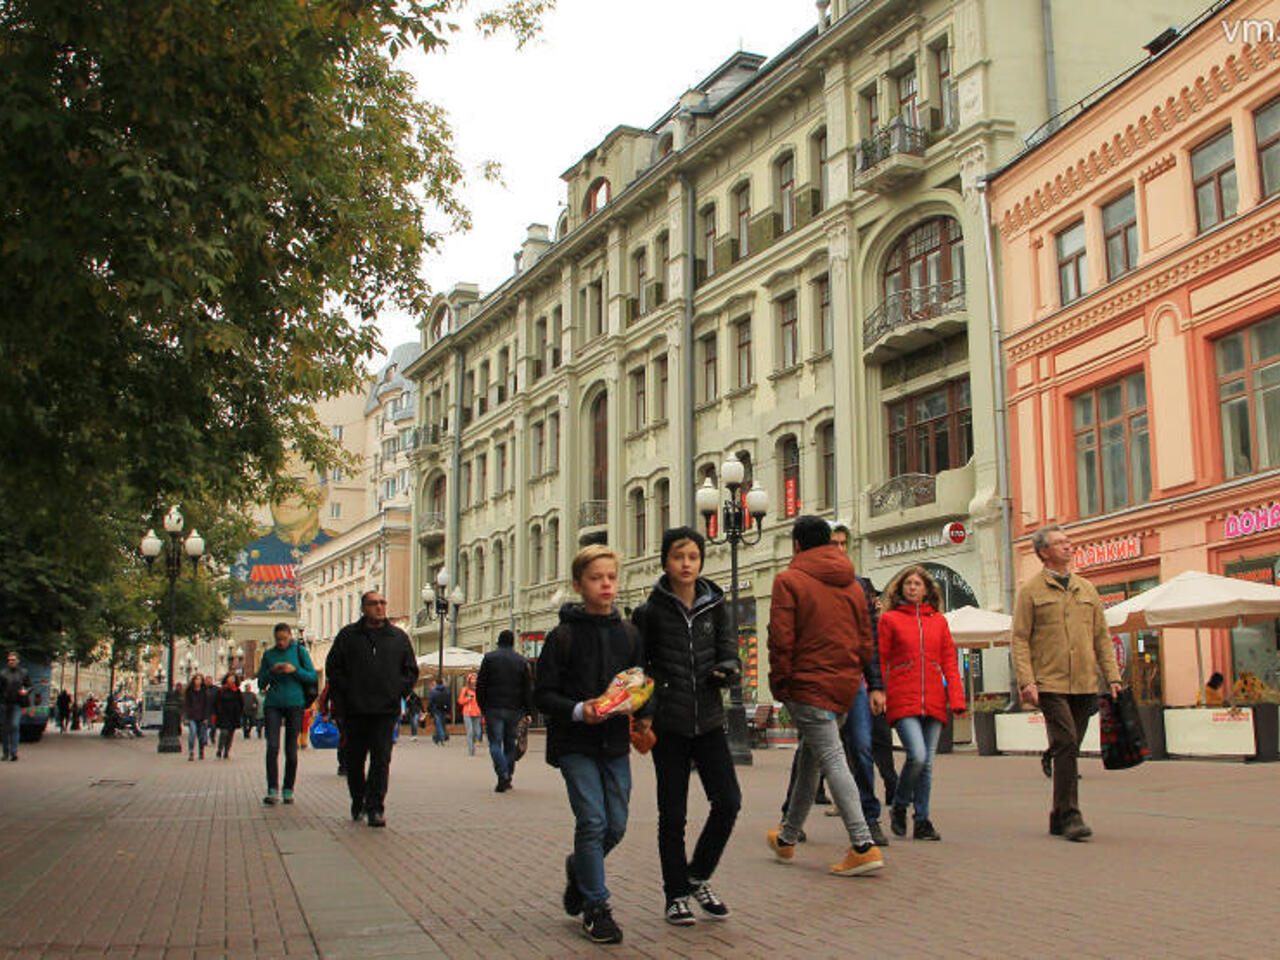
top-left (696, 458), bottom-right (769, 766)
top-left (141, 505), bottom-right (205, 754)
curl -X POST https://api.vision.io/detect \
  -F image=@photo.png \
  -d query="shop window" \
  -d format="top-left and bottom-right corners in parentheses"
top-left (1055, 219), bottom-right (1088, 305)
top-left (1217, 314), bottom-right (1280, 478)
top-left (1096, 577), bottom-right (1162, 705)
top-left (1256, 96), bottom-right (1280, 199)
top-left (886, 377), bottom-right (972, 477)
top-left (1102, 191), bottom-right (1139, 281)
top-left (1192, 128), bottom-right (1237, 233)
top-left (1072, 371), bottom-right (1151, 517)
top-left (1225, 558), bottom-right (1280, 696)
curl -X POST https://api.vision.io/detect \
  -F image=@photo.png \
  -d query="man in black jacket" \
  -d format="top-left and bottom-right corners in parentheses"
top-left (1, 651), bottom-right (31, 761)
top-left (325, 590), bottom-right (419, 827)
top-left (475, 629), bottom-right (532, 792)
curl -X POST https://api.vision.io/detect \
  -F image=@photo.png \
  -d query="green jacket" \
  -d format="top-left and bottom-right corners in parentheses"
top-left (256, 642), bottom-right (317, 709)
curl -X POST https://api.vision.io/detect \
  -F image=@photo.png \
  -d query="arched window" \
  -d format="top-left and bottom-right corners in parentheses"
top-left (429, 306), bottom-right (451, 344)
top-left (475, 546), bottom-right (485, 600)
top-left (631, 488), bottom-right (647, 557)
top-left (584, 177), bottom-right (611, 217)
top-left (493, 539), bottom-right (505, 595)
top-left (591, 393), bottom-right (608, 501)
top-left (531, 524), bottom-right (543, 583)
top-left (548, 518), bottom-right (560, 579)
top-left (779, 435), bottom-right (801, 518)
top-left (556, 209), bottom-right (570, 239)
top-left (430, 476), bottom-right (446, 516)
top-left (658, 133), bottom-right (674, 158)
top-left (882, 216), bottom-right (964, 316)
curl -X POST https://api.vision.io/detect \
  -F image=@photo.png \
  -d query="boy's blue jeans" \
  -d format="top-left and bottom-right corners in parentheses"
top-left (558, 752), bottom-right (631, 911)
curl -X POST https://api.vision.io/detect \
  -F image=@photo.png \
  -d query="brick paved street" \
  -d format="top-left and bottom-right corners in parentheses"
top-left (1, 728), bottom-right (1276, 959)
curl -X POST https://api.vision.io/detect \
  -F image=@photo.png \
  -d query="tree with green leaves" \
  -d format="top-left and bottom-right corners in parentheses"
top-left (0, 0), bottom-right (552, 657)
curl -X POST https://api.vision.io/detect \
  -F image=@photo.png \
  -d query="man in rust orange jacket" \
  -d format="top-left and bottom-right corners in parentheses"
top-left (765, 515), bottom-right (884, 878)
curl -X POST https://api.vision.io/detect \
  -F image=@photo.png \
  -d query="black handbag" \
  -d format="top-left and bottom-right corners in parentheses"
top-left (1098, 688), bottom-right (1148, 770)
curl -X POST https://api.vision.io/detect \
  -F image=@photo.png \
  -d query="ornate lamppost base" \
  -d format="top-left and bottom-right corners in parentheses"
top-left (725, 701), bottom-right (753, 766)
top-left (157, 690), bottom-right (183, 753)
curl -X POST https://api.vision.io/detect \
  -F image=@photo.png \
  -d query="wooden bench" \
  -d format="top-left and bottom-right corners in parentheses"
top-left (748, 702), bottom-right (774, 748)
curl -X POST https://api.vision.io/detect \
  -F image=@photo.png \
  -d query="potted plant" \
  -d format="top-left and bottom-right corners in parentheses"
top-left (970, 696), bottom-right (1004, 756)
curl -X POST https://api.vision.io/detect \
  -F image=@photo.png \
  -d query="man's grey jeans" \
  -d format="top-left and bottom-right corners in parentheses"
top-left (780, 701), bottom-right (873, 848)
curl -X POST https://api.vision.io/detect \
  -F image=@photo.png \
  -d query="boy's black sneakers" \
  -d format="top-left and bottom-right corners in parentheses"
top-left (913, 818), bottom-right (941, 841)
top-left (689, 880), bottom-right (730, 919)
top-left (890, 804), bottom-right (908, 837)
top-left (563, 855), bottom-right (584, 916)
top-left (664, 897), bottom-right (695, 925)
top-left (582, 904), bottom-right (622, 944)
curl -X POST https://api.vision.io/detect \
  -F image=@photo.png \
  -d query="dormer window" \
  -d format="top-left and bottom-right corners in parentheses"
top-left (429, 306), bottom-right (451, 344)
top-left (585, 177), bottom-right (611, 217)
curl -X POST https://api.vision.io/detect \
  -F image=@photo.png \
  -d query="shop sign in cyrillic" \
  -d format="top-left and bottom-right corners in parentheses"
top-left (1073, 535), bottom-right (1143, 570)
top-left (875, 523), bottom-right (965, 560)
top-left (1224, 503), bottom-right (1280, 540)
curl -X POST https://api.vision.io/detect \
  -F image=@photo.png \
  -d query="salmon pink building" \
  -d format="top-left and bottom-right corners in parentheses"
top-left (989, 0), bottom-right (1280, 707)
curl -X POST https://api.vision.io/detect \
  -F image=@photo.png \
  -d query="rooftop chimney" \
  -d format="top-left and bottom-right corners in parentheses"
top-left (816, 0), bottom-right (831, 33)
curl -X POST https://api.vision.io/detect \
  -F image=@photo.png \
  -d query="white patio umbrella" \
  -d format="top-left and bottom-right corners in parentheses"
top-left (944, 606), bottom-right (1013, 648)
top-left (943, 606), bottom-right (1013, 708)
top-left (416, 647), bottom-right (485, 676)
top-left (1104, 569), bottom-right (1280, 697)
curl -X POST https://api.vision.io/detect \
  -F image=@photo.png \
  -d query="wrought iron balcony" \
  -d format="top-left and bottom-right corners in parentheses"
top-left (854, 118), bottom-right (927, 193)
top-left (863, 279), bottom-right (966, 355)
top-left (869, 473), bottom-right (937, 517)
top-left (418, 511), bottom-right (446, 539)
top-left (578, 500), bottom-right (607, 527)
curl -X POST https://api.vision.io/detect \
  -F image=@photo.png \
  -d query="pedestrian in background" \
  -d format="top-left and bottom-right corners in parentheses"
top-left (241, 684), bottom-right (259, 739)
top-left (84, 695), bottom-right (98, 730)
top-left (258, 622), bottom-right (317, 806)
top-left (405, 689), bottom-right (424, 741)
top-left (1, 651), bottom-right (31, 761)
top-left (183, 673), bottom-right (211, 761)
top-left (633, 526), bottom-right (739, 926)
top-left (427, 677), bottom-right (451, 745)
top-left (326, 590), bottom-right (419, 828)
top-left (766, 516), bottom-right (883, 878)
top-left (1012, 525), bottom-right (1122, 842)
top-left (213, 673), bottom-right (244, 759)
top-left (56, 689), bottom-right (71, 733)
top-left (879, 565), bottom-right (965, 841)
top-left (457, 674), bottom-right (483, 756)
top-left (476, 630), bottom-right (533, 792)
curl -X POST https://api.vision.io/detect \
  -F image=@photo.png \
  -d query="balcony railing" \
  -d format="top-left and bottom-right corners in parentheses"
top-left (869, 473), bottom-right (937, 517)
top-left (863, 279), bottom-right (966, 349)
top-left (856, 118), bottom-right (928, 173)
top-left (578, 500), bottom-right (607, 527)
top-left (418, 511), bottom-right (446, 535)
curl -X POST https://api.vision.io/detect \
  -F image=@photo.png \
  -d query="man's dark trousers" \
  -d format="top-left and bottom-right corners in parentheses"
top-left (1040, 692), bottom-right (1095, 825)
top-left (343, 713), bottom-right (398, 815)
top-left (485, 707), bottom-right (521, 780)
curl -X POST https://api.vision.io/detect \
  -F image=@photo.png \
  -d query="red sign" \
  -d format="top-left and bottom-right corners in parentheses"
top-left (784, 477), bottom-right (798, 518)
top-left (709, 511), bottom-right (718, 539)
top-left (943, 521), bottom-right (967, 545)
top-left (1073, 535), bottom-right (1142, 570)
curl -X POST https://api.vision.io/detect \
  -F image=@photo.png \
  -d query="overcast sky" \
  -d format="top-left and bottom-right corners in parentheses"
top-left (373, 0), bottom-right (822, 356)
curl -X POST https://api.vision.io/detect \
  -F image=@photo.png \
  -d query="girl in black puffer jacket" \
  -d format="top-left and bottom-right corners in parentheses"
top-left (632, 526), bottom-right (742, 926)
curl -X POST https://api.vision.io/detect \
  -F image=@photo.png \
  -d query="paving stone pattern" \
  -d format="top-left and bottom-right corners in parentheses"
top-left (0, 729), bottom-right (1276, 958)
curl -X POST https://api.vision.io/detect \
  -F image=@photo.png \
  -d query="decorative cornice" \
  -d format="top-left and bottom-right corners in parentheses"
top-left (998, 39), bottom-right (1280, 235)
top-left (1138, 153), bottom-right (1177, 183)
top-left (1007, 211), bottom-right (1280, 361)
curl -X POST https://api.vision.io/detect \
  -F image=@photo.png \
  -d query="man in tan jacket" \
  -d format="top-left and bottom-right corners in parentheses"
top-left (1012, 525), bottom-right (1122, 841)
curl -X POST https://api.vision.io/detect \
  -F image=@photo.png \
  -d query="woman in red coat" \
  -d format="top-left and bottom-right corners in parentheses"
top-left (878, 565), bottom-right (965, 841)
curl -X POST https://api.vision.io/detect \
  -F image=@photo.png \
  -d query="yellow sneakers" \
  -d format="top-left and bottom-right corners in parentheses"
top-left (830, 844), bottom-right (884, 876)
top-left (766, 829), bottom-right (796, 863)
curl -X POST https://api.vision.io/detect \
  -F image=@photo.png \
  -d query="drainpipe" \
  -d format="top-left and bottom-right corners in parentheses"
top-left (449, 344), bottom-right (464, 648)
top-left (1041, 0), bottom-right (1059, 129)
top-left (977, 177), bottom-right (1014, 618)
top-left (680, 172), bottom-right (698, 524)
